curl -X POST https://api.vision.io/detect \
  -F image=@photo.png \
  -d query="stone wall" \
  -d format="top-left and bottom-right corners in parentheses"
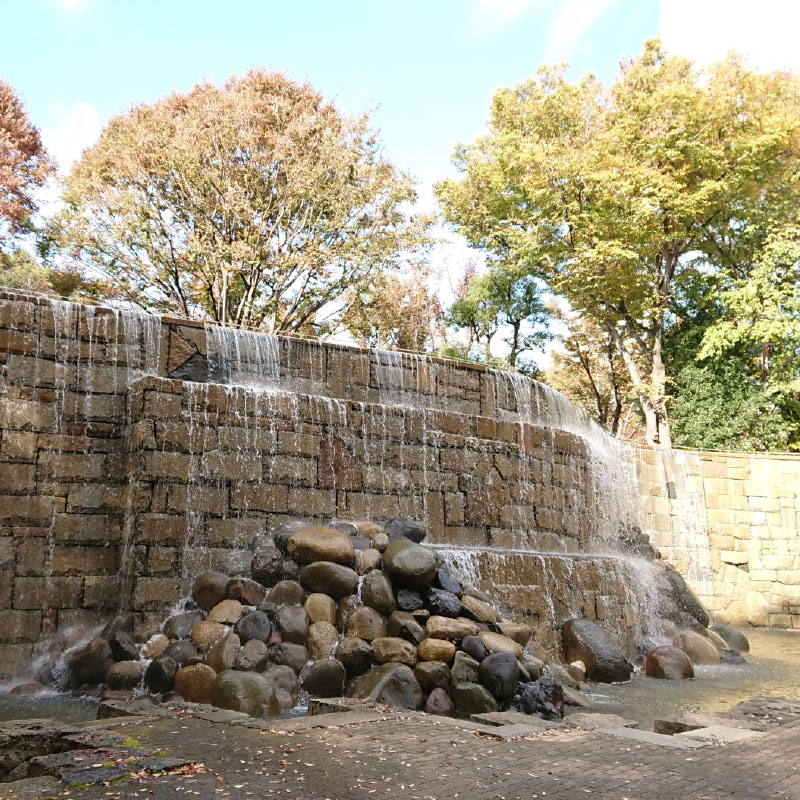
top-left (638, 448), bottom-right (800, 629)
top-left (0, 293), bottom-right (639, 679)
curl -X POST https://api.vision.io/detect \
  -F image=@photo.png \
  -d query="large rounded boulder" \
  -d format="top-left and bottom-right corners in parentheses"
top-left (561, 619), bottom-right (632, 683)
top-left (710, 624), bottom-right (750, 653)
top-left (645, 646), bottom-right (694, 679)
top-left (361, 570), bottom-right (396, 615)
top-left (479, 651), bottom-right (519, 703)
top-left (383, 539), bottom-right (436, 590)
top-left (346, 663), bottom-right (423, 709)
top-left (288, 526), bottom-right (355, 565)
top-left (191, 572), bottom-right (229, 611)
top-left (174, 663), bottom-right (217, 703)
top-left (299, 562), bottom-right (359, 599)
top-left (212, 671), bottom-right (279, 718)
top-left (673, 630), bottom-right (720, 665)
top-left (233, 610), bottom-right (272, 644)
top-left (301, 659), bottom-right (346, 697)
top-left (67, 637), bottom-right (113, 686)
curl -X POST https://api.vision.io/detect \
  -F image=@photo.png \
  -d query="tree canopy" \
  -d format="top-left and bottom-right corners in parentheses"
top-left (48, 69), bottom-right (428, 334)
top-left (0, 79), bottom-right (54, 248)
top-left (436, 39), bottom-right (800, 446)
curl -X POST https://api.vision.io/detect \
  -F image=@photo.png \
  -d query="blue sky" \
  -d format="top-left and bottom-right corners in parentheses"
top-left (2, 0), bottom-right (657, 190)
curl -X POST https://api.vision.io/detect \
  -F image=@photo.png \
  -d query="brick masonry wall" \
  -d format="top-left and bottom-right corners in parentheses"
top-left (2, 292), bottom-right (799, 679)
top-left (637, 447), bottom-right (800, 629)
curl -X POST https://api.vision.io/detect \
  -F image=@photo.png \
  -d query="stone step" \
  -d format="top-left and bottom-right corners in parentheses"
top-left (597, 726), bottom-right (707, 749)
top-left (654, 712), bottom-right (771, 735)
top-left (676, 725), bottom-right (770, 744)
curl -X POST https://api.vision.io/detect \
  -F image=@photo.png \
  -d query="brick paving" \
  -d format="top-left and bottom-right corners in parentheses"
top-left (3, 701), bottom-right (800, 800)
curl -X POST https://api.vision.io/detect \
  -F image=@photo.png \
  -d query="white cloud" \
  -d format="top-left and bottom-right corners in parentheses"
top-left (41, 101), bottom-right (103, 175)
top-left (660, 0), bottom-right (800, 72)
top-left (545, 0), bottom-right (621, 62)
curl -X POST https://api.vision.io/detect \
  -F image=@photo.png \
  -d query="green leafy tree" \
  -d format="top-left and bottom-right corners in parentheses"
top-left (446, 265), bottom-right (549, 371)
top-left (47, 70), bottom-right (428, 334)
top-left (436, 40), bottom-right (800, 446)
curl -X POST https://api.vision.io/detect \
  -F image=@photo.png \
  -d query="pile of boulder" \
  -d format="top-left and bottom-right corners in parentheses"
top-left (59, 520), bottom-right (604, 720)
top-left (47, 519), bottom-right (751, 719)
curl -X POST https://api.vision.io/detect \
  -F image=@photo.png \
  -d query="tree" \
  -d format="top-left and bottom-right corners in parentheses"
top-left (344, 266), bottom-right (444, 352)
top-left (446, 265), bottom-right (549, 371)
top-left (545, 308), bottom-right (639, 438)
top-left (48, 70), bottom-right (427, 333)
top-left (436, 40), bottom-right (800, 446)
top-left (0, 79), bottom-right (54, 245)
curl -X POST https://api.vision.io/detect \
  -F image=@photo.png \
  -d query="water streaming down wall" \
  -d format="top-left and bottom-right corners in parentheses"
top-left (0, 293), bottom-right (676, 676)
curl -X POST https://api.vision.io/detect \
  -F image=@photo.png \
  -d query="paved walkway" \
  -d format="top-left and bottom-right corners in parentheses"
top-left (3, 699), bottom-right (800, 800)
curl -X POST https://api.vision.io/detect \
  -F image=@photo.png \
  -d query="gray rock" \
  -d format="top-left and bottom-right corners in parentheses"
top-left (425, 687), bottom-right (455, 716)
top-left (425, 588), bottom-right (462, 617)
top-left (268, 579), bottom-right (306, 606)
top-left (479, 651), bottom-right (519, 703)
top-left (433, 569), bottom-right (462, 597)
top-left (300, 562), bottom-right (359, 598)
top-left (346, 663), bottom-right (424, 709)
top-left (515, 676), bottom-right (564, 720)
top-left (108, 630), bottom-right (139, 662)
top-left (191, 572), bottom-right (229, 611)
top-left (561, 619), bottom-right (632, 683)
top-left (383, 539), bottom-right (436, 590)
top-left (387, 611), bottom-right (426, 644)
top-left (264, 664), bottom-right (299, 709)
top-left (710, 624), bottom-right (750, 653)
top-left (361, 570), bottom-right (396, 615)
top-left (384, 518), bottom-right (426, 543)
top-left (281, 558), bottom-right (300, 582)
top-left (251, 548), bottom-right (284, 587)
top-left (645, 645), bottom-right (694, 679)
top-left (212, 670), bottom-right (279, 718)
top-left (451, 682), bottom-right (498, 715)
top-left (163, 639), bottom-right (198, 666)
top-left (235, 639), bottom-right (269, 672)
top-left (163, 610), bottom-right (205, 640)
top-left (337, 637), bottom-right (374, 678)
top-left (301, 659), bottom-right (346, 697)
top-left (461, 635), bottom-right (488, 662)
top-left (0, 719), bottom-right (80, 778)
top-left (276, 605), bottom-right (310, 645)
top-left (451, 650), bottom-right (480, 684)
top-left (396, 589), bottom-right (424, 611)
top-left (144, 656), bottom-right (178, 693)
top-left (234, 610), bottom-right (272, 643)
top-left (66, 637), bottom-right (113, 686)
top-left (657, 566), bottom-right (710, 627)
top-left (414, 661), bottom-right (451, 692)
top-left (268, 642), bottom-right (309, 673)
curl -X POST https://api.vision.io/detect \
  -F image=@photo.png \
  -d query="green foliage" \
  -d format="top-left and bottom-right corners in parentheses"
top-left (436, 39), bottom-right (800, 446)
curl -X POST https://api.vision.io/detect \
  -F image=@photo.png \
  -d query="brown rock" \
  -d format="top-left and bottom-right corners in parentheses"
top-left (251, 548), bottom-right (284, 588)
top-left (355, 548), bottom-right (383, 575)
top-left (346, 606), bottom-right (387, 642)
top-left (425, 686), bottom-right (455, 716)
top-left (305, 593), bottom-right (337, 625)
top-left (645, 645), bottom-right (695, 679)
top-left (498, 621), bottom-right (532, 647)
top-left (276, 605), bottom-right (310, 645)
top-left (388, 611), bottom-right (426, 644)
top-left (141, 633), bottom-right (169, 660)
top-left (414, 661), bottom-right (451, 692)
top-left (191, 620), bottom-right (226, 647)
top-left (228, 577), bottom-right (267, 607)
top-left (268, 580), bottom-right (306, 606)
top-left (308, 621), bottom-right (340, 660)
top-left (356, 521), bottom-right (384, 540)
top-left (288, 526), bottom-right (355, 565)
top-left (191, 572), bottom-right (229, 611)
top-left (235, 639), bottom-right (269, 672)
top-left (673, 631), bottom-right (720, 666)
top-left (562, 686), bottom-right (592, 707)
top-left (426, 616), bottom-right (478, 640)
top-left (361, 570), bottom-right (396, 616)
top-left (372, 636), bottom-right (418, 667)
top-left (337, 637), bottom-right (374, 677)
top-left (174, 663), bottom-right (217, 703)
top-left (479, 631), bottom-right (523, 658)
top-left (106, 661), bottom-right (143, 690)
top-left (418, 638), bottom-right (456, 663)
top-left (337, 595), bottom-right (363, 630)
top-left (461, 595), bottom-right (496, 623)
top-left (207, 632), bottom-right (241, 673)
top-left (372, 533), bottom-right (389, 553)
top-left (208, 599), bottom-right (243, 625)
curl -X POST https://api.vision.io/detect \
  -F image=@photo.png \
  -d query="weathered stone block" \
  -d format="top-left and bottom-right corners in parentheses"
top-left (131, 577), bottom-right (182, 610)
top-left (230, 484), bottom-right (289, 513)
top-left (13, 577), bottom-right (81, 610)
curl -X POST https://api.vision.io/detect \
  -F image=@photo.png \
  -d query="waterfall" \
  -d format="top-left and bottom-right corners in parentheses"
top-left (206, 325), bottom-right (280, 387)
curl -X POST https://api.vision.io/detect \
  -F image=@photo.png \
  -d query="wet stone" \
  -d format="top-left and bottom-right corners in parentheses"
top-left (191, 572), bottom-right (229, 611)
top-left (251, 548), bottom-right (284, 587)
top-left (163, 639), bottom-right (198, 665)
top-left (144, 655), bottom-right (178, 693)
top-left (396, 588), bottom-right (424, 612)
top-left (425, 587), bottom-right (462, 618)
top-left (228, 577), bottom-right (267, 607)
top-left (234, 610), bottom-right (272, 643)
top-left (235, 639), bottom-right (269, 672)
top-left (163, 610), bottom-right (205, 640)
top-left (268, 580), bottom-right (306, 606)
top-left (433, 568), bottom-right (462, 597)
